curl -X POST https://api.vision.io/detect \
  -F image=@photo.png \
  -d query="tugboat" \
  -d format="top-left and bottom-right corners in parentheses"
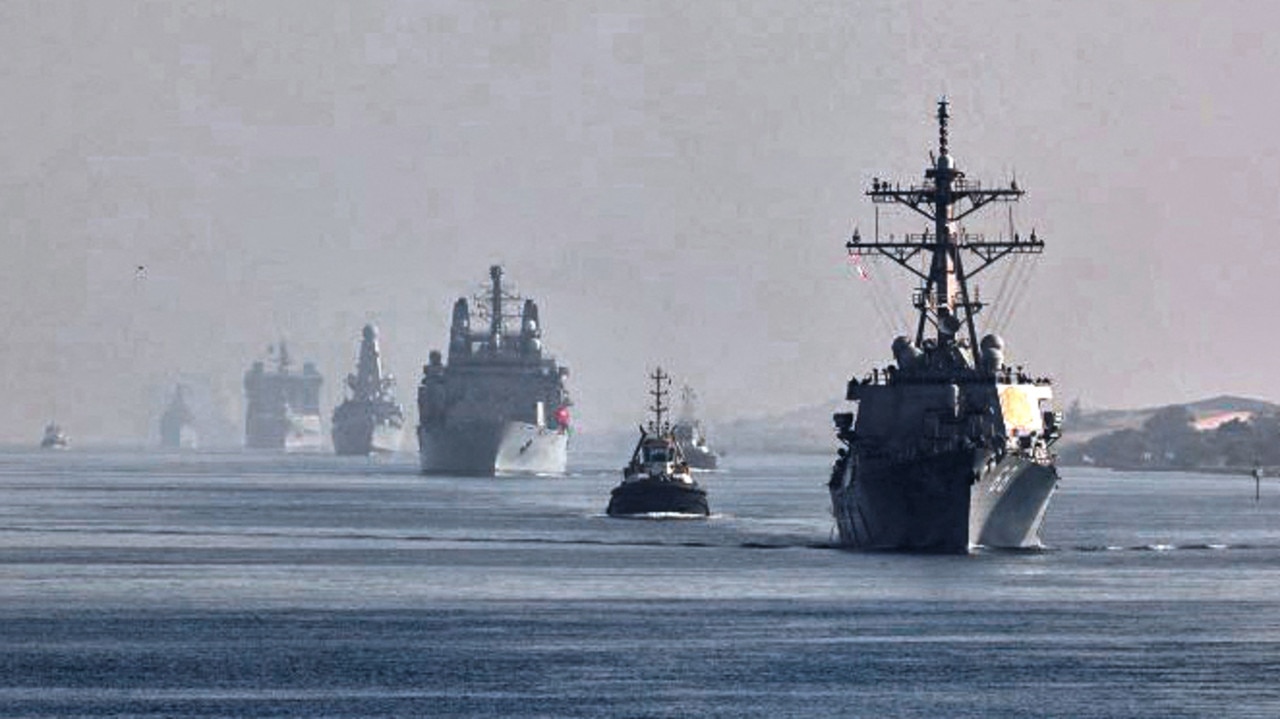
top-left (418, 265), bottom-right (572, 475)
top-left (243, 342), bottom-right (324, 451)
top-left (607, 368), bottom-right (710, 517)
top-left (40, 422), bottom-right (69, 449)
top-left (672, 384), bottom-right (719, 470)
top-left (829, 99), bottom-right (1062, 553)
top-left (332, 324), bottom-right (405, 455)
top-left (159, 385), bottom-right (197, 449)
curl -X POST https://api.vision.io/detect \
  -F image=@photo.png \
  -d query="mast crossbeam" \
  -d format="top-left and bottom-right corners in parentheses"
top-left (848, 100), bottom-right (1045, 352)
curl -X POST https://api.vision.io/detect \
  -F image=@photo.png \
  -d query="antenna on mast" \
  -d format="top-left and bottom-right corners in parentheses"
top-left (847, 100), bottom-right (1044, 371)
top-left (647, 367), bottom-right (671, 434)
top-left (937, 97), bottom-right (949, 158)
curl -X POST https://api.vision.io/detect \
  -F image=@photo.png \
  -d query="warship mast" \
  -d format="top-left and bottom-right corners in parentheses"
top-left (647, 368), bottom-right (671, 434)
top-left (848, 99), bottom-right (1044, 360)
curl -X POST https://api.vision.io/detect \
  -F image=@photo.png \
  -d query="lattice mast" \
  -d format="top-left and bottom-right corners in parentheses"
top-left (647, 367), bottom-right (671, 434)
top-left (847, 99), bottom-right (1043, 355)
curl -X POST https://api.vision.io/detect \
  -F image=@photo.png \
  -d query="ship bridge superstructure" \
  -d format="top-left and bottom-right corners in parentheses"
top-left (447, 265), bottom-right (552, 365)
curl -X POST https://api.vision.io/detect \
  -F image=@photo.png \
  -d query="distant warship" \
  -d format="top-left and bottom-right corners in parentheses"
top-left (417, 265), bottom-right (572, 475)
top-left (40, 422), bottom-right (68, 450)
top-left (829, 100), bottom-right (1062, 553)
top-left (607, 368), bottom-right (709, 517)
top-left (332, 324), bottom-right (405, 455)
top-left (672, 384), bottom-right (719, 470)
top-left (244, 342), bottom-right (324, 451)
top-left (159, 385), bottom-right (197, 449)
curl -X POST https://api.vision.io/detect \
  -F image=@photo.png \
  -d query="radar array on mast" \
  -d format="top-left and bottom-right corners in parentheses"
top-left (846, 99), bottom-right (1045, 353)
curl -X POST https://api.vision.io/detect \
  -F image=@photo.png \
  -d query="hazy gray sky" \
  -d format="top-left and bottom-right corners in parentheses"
top-left (1, 0), bottom-right (1275, 442)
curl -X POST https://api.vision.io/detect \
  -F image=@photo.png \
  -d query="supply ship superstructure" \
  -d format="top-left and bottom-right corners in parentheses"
top-left (244, 343), bottom-right (324, 451)
top-left (417, 266), bottom-right (572, 475)
top-left (829, 100), bottom-right (1062, 553)
top-left (332, 324), bottom-right (405, 455)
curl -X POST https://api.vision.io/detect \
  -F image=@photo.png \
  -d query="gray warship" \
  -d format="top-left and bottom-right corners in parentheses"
top-left (332, 324), bottom-right (405, 455)
top-left (829, 100), bottom-right (1062, 553)
top-left (40, 422), bottom-right (68, 450)
top-left (608, 368), bottom-right (709, 517)
top-left (244, 342), bottom-right (324, 451)
top-left (159, 384), bottom-right (197, 449)
top-left (417, 265), bottom-right (572, 475)
top-left (672, 384), bottom-right (718, 470)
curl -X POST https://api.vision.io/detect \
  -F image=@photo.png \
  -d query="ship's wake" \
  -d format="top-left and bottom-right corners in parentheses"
top-left (2, 524), bottom-right (1268, 556)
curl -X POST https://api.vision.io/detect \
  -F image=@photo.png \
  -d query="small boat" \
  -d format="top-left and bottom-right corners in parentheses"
top-left (672, 384), bottom-right (719, 470)
top-left (40, 422), bottom-right (69, 449)
top-left (607, 368), bottom-right (709, 517)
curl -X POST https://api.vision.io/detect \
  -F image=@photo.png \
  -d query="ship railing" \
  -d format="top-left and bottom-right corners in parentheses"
top-left (910, 287), bottom-right (980, 311)
top-left (891, 178), bottom-right (983, 193)
top-left (903, 231), bottom-right (985, 245)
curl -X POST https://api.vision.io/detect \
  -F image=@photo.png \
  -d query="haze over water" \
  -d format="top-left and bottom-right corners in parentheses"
top-left (4, 1), bottom-right (1279, 442)
top-left (5, 3), bottom-right (1280, 716)
top-left (1, 448), bottom-right (1278, 717)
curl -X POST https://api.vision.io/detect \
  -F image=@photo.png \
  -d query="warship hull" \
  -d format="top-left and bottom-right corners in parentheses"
top-left (607, 479), bottom-right (709, 517)
top-left (160, 426), bottom-right (198, 450)
top-left (333, 406), bottom-right (404, 455)
top-left (418, 420), bottom-right (567, 476)
top-left (830, 449), bottom-right (1058, 553)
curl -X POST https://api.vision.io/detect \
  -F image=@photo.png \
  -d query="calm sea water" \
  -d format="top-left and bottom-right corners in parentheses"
top-left (1, 447), bottom-right (1278, 718)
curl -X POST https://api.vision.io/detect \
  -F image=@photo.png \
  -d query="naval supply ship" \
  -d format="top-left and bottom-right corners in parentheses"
top-left (672, 384), bottom-right (719, 470)
top-left (243, 342), bottom-right (324, 451)
top-left (417, 265), bottom-right (572, 475)
top-left (159, 384), bottom-right (197, 449)
top-left (607, 368), bottom-right (709, 517)
top-left (332, 324), bottom-right (405, 455)
top-left (829, 100), bottom-right (1062, 553)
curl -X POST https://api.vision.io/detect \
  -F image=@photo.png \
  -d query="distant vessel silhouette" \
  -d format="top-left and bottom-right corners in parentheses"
top-left (40, 422), bottom-right (68, 450)
top-left (672, 384), bottom-right (718, 470)
top-left (159, 385), bottom-right (197, 449)
top-left (332, 324), bottom-right (405, 455)
top-left (243, 342), bottom-right (323, 451)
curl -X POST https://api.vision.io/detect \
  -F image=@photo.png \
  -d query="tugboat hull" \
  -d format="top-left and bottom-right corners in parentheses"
top-left (607, 479), bottom-right (709, 517)
top-left (418, 420), bottom-right (567, 476)
top-left (830, 448), bottom-right (1058, 553)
